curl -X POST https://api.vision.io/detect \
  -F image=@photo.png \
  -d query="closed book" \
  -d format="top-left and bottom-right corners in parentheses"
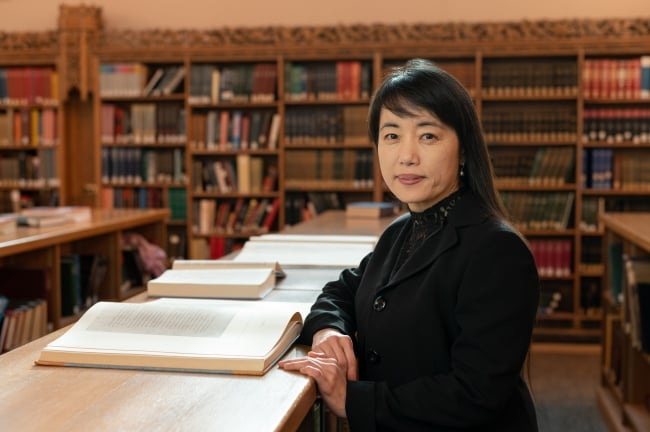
top-left (147, 261), bottom-right (283, 299)
top-left (17, 214), bottom-right (71, 227)
top-left (36, 298), bottom-right (311, 376)
top-left (623, 257), bottom-right (650, 353)
top-left (346, 201), bottom-right (396, 219)
top-left (18, 206), bottom-right (92, 227)
top-left (142, 68), bottom-right (165, 96)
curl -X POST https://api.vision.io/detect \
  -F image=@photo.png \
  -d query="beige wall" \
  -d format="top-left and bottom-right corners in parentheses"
top-left (0, 0), bottom-right (647, 31)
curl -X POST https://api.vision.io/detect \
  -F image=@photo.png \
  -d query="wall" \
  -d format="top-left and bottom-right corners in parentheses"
top-left (0, 0), bottom-right (648, 31)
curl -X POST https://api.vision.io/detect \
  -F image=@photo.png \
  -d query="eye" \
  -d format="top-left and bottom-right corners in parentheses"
top-left (383, 132), bottom-right (398, 141)
top-left (421, 132), bottom-right (438, 142)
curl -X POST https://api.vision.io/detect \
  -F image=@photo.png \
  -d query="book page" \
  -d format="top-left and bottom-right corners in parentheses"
top-left (44, 299), bottom-right (308, 358)
top-left (171, 259), bottom-right (285, 277)
top-left (86, 302), bottom-right (233, 337)
top-left (233, 240), bottom-right (373, 268)
top-left (249, 233), bottom-right (378, 245)
top-left (150, 268), bottom-right (273, 286)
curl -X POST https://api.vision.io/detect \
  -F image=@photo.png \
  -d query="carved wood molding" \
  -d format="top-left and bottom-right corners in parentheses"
top-left (58, 4), bottom-right (103, 100)
top-left (0, 31), bottom-right (58, 52)
top-left (96, 17), bottom-right (650, 54)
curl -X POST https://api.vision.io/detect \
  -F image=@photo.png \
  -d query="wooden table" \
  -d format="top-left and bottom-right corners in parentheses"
top-left (0, 209), bottom-right (395, 431)
top-left (0, 267), bottom-right (331, 432)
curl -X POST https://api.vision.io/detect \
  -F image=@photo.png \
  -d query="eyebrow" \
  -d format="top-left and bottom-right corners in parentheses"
top-left (379, 119), bottom-right (443, 130)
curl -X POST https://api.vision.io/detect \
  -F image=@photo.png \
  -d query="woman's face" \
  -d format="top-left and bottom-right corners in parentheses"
top-left (377, 105), bottom-right (461, 212)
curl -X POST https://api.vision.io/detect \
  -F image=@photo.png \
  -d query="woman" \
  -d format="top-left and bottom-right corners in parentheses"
top-left (279, 58), bottom-right (540, 431)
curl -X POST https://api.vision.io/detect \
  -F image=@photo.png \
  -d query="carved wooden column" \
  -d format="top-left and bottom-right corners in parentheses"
top-left (58, 5), bottom-right (102, 101)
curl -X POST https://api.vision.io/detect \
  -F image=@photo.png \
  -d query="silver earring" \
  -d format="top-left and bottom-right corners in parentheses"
top-left (460, 164), bottom-right (465, 177)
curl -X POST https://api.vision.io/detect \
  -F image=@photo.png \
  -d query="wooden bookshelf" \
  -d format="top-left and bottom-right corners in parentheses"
top-left (0, 208), bottom-right (168, 349)
top-left (92, 58), bottom-right (188, 261)
top-left (0, 33), bottom-right (64, 212)
top-left (598, 212), bottom-right (650, 432)
top-left (1, 5), bottom-right (649, 341)
top-left (186, 59), bottom-right (282, 258)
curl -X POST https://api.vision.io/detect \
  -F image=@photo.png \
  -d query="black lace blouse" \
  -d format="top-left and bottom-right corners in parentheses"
top-left (392, 188), bottom-right (464, 274)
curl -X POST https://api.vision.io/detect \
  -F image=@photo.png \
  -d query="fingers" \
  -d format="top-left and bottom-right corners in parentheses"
top-left (279, 353), bottom-right (336, 368)
top-left (280, 356), bottom-right (340, 391)
top-left (345, 350), bottom-right (358, 381)
top-left (311, 336), bottom-right (358, 381)
top-left (279, 353), bottom-right (349, 418)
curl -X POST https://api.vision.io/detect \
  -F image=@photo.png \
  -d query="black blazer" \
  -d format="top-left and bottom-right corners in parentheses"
top-left (300, 192), bottom-right (540, 431)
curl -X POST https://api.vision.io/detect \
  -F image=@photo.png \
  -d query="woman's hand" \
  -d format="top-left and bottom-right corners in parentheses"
top-left (278, 328), bottom-right (358, 418)
top-left (310, 328), bottom-right (358, 380)
top-left (278, 350), bottom-right (350, 418)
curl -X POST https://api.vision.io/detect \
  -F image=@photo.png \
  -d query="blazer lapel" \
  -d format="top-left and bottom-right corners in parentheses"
top-left (379, 193), bottom-right (488, 291)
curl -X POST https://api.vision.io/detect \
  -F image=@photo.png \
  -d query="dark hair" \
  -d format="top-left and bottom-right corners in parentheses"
top-left (368, 58), bottom-right (508, 220)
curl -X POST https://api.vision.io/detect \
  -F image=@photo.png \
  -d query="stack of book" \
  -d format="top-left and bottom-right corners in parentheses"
top-left (17, 206), bottom-right (92, 228)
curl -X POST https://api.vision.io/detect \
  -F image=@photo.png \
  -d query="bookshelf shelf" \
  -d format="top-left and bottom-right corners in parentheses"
top-left (582, 142), bottom-right (650, 148)
top-left (192, 191), bottom-right (279, 199)
top-left (583, 189), bottom-right (650, 196)
top-left (482, 94), bottom-right (578, 101)
top-left (495, 184), bottom-right (578, 191)
top-left (101, 94), bottom-right (186, 102)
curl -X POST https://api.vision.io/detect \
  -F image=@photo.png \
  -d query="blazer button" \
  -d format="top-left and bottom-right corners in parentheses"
top-left (367, 349), bottom-right (381, 364)
top-left (373, 296), bottom-right (386, 312)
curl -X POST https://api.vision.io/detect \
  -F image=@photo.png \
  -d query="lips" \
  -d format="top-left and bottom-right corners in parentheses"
top-left (397, 174), bottom-right (423, 185)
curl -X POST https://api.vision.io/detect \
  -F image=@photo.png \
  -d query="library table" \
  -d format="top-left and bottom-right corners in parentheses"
top-left (0, 268), bottom-right (329, 432)
top-left (0, 209), bottom-right (396, 431)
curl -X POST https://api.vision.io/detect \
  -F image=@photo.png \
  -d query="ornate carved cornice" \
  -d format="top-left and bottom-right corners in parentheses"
top-left (96, 17), bottom-right (650, 54)
top-left (0, 31), bottom-right (58, 52)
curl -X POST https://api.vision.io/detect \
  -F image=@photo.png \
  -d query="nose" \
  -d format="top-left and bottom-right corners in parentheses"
top-left (399, 138), bottom-right (419, 166)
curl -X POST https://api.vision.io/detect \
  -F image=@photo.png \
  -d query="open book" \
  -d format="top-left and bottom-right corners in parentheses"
top-left (147, 260), bottom-right (284, 300)
top-left (35, 298), bottom-right (311, 375)
top-left (233, 234), bottom-right (377, 268)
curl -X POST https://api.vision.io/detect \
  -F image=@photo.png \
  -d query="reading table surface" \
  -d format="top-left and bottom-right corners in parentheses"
top-left (0, 207), bottom-right (170, 258)
top-left (0, 209), bottom-right (396, 431)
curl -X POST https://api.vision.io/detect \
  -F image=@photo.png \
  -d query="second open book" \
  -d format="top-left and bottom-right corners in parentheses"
top-left (147, 233), bottom-right (377, 300)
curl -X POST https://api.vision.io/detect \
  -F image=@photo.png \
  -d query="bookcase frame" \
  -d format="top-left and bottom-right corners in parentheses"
top-left (0, 28), bottom-right (65, 210)
top-left (4, 6), bottom-right (650, 342)
top-left (598, 213), bottom-right (650, 432)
